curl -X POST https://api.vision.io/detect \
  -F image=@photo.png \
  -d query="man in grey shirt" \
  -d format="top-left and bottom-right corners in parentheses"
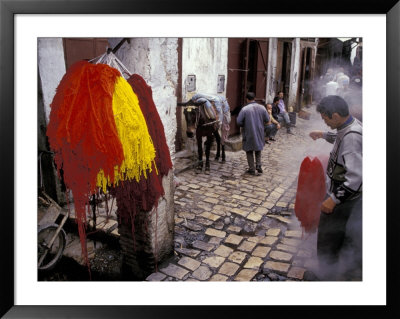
top-left (310, 95), bottom-right (362, 280)
top-left (237, 92), bottom-right (269, 176)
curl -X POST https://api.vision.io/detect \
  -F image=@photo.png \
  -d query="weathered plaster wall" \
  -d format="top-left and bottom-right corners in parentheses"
top-left (180, 38), bottom-right (228, 149)
top-left (38, 38), bottom-right (66, 124)
top-left (181, 38), bottom-right (228, 100)
top-left (288, 38), bottom-right (301, 109)
top-left (266, 38), bottom-right (278, 104)
top-left (110, 38), bottom-right (179, 154)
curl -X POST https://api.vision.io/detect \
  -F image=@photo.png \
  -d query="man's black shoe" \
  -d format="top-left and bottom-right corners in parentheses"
top-left (256, 166), bottom-right (263, 173)
top-left (246, 169), bottom-right (259, 176)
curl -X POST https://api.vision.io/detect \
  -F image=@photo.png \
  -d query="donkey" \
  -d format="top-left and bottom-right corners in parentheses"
top-left (180, 98), bottom-right (225, 174)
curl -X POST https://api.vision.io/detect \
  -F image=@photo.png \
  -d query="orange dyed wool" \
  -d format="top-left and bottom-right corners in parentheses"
top-left (46, 61), bottom-right (124, 267)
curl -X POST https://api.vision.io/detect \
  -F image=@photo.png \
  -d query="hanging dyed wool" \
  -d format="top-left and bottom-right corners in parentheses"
top-left (294, 156), bottom-right (326, 233)
top-left (46, 60), bottom-right (156, 269)
top-left (110, 74), bottom-right (173, 229)
top-left (127, 74), bottom-right (173, 178)
top-left (97, 75), bottom-right (156, 192)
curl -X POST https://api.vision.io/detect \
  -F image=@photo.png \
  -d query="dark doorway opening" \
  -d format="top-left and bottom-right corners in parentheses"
top-left (297, 46), bottom-right (314, 110)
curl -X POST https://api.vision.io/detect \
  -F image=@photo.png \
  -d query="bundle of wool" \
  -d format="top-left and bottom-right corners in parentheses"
top-left (46, 61), bottom-right (156, 270)
top-left (111, 74), bottom-right (173, 228)
top-left (294, 156), bottom-right (326, 233)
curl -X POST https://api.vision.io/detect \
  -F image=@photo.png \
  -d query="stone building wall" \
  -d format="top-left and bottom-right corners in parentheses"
top-left (109, 38), bottom-right (179, 154)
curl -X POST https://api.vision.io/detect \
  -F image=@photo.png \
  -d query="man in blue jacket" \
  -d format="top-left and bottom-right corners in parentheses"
top-left (237, 92), bottom-right (269, 176)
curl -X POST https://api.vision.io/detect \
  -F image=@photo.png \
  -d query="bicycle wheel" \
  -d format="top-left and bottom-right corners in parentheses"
top-left (38, 223), bottom-right (66, 271)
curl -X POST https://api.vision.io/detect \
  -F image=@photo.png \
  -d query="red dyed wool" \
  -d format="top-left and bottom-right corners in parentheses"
top-left (127, 74), bottom-right (173, 178)
top-left (294, 156), bottom-right (326, 233)
top-left (46, 61), bottom-right (124, 267)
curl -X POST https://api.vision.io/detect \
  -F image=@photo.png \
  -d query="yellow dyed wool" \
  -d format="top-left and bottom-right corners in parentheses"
top-left (96, 166), bottom-right (121, 194)
top-left (96, 76), bottom-right (156, 192)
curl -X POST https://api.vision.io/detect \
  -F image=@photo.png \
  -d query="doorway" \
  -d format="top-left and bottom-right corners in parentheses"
top-left (297, 46), bottom-right (315, 110)
top-left (227, 38), bottom-right (269, 136)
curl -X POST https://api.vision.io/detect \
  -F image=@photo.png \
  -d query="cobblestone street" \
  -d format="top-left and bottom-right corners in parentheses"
top-left (146, 104), bottom-right (332, 282)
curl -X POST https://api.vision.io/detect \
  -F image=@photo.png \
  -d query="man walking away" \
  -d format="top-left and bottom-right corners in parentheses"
top-left (309, 95), bottom-right (362, 281)
top-left (237, 92), bottom-right (269, 176)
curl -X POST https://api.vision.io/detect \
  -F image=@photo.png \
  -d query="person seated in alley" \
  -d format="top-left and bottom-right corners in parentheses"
top-left (237, 92), bottom-right (269, 176)
top-left (271, 97), bottom-right (280, 122)
top-left (273, 95), bottom-right (293, 135)
top-left (264, 103), bottom-right (280, 143)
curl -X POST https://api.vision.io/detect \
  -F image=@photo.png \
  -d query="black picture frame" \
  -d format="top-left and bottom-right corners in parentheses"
top-left (1, 0), bottom-right (399, 318)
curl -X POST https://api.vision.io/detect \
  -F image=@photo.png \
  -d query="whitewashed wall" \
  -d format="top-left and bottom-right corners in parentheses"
top-left (38, 38), bottom-right (66, 124)
top-left (181, 38), bottom-right (228, 100)
top-left (110, 38), bottom-right (179, 154)
top-left (266, 38), bottom-right (278, 104)
top-left (180, 38), bottom-right (228, 149)
top-left (288, 38), bottom-right (301, 109)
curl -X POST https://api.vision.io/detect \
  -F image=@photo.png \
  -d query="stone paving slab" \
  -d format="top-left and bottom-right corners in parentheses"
top-left (214, 245), bottom-right (234, 257)
top-left (218, 262), bottom-right (240, 276)
top-left (200, 212), bottom-right (221, 221)
top-left (230, 208), bottom-right (250, 218)
top-left (259, 236), bottom-right (279, 246)
top-left (237, 240), bottom-right (257, 253)
top-left (225, 234), bottom-right (244, 246)
top-left (264, 261), bottom-right (290, 274)
top-left (192, 240), bottom-right (215, 252)
top-left (178, 256), bottom-right (201, 271)
top-left (246, 212), bottom-right (262, 222)
top-left (159, 263), bottom-right (189, 280)
top-left (269, 250), bottom-right (293, 262)
top-left (192, 265), bottom-right (213, 280)
top-left (183, 221), bottom-right (203, 232)
top-left (234, 269), bottom-right (258, 281)
top-left (228, 251), bottom-right (248, 264)
top-left (252, 246), bottom-right (271, 258)
top-left (203, 256), bottom-right (226, 268)
top-left (226, 225), bottom-right (241, 234)
top-left (244, 256), bottom-right (263, 269)
top-left (210, 274), bottom-right (229, 281)
top-left (266, 228), bottom-right (281, 237)
top-left (205, 228), bottom-right (226, 238)
top-left (287, 267), bottom-right (306, 280)
top-left (146, 272), bottom-right (167, 281)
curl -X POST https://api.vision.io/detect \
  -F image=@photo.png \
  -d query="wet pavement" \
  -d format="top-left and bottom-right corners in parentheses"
top-left (39, 103), bottom-right (334, 282)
